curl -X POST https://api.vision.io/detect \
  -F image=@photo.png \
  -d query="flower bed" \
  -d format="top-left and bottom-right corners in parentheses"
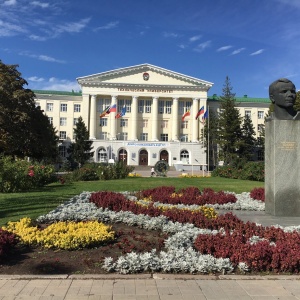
top-left (4, 186), bottom-right (300, 275)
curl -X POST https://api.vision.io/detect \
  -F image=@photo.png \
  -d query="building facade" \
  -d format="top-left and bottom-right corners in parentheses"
top-left (34, 64), bottom-right (270, 169)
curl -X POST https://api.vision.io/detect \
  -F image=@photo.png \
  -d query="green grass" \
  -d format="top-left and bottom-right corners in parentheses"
top-left (0, 177), bottom-right (264, 227)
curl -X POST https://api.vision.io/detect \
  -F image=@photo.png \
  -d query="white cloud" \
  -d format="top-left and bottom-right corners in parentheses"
top-left (217, 45), bottom-right (232, 52)
top-left (0, 20), bottom-right (27, 36)
top-left (250, 49), bottom-right (265, 56)
top-left (189, 35), bottom-right (202, 42)
top-left (28, 77), bottom-right (81, 92)
top-left (193, 40), bottom-right (211, 52)
top-left (19, 51), bottom-right (65, 63)
top-left (29, 34), bottom-right (47, 41)
top-left (163, 32), bottom-right (178, 38)
top-left (30, 1), bottom-right (49, 8)
top-left (231, 48), bottom-right (246, 55)
top-left (178, 44), bottom-right (187, 49)
top-left (27, 76), bottom-right (44, 82)
top-left (3, 0), bottom-right (17, 6)
top-left (275, 0), bottom-right (300, 9)
top-left (56, 18), bottom-right (91, 34)
top-left (94, 21), bottom-right (119, 31)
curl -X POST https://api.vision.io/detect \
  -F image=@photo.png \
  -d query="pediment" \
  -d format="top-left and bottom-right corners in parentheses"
top-left (77, 64), bottom-right (213, 91)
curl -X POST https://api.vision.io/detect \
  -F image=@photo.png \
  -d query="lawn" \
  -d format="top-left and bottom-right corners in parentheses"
top-left (0, 177), bottom-right (263, 227)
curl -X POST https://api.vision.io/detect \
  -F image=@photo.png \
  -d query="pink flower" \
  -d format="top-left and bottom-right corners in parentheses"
top-left (28, 170), bottom-right (34, 177)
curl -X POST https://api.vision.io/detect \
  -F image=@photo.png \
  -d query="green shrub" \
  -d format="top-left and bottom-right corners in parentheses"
top-left (211, 162), bottom-right (264, 182)
top-left (0, 156), bottom-right (56, 192)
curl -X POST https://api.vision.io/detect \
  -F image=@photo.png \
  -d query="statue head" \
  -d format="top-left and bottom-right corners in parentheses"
top-left (269, 78), bottom-right (297, 120)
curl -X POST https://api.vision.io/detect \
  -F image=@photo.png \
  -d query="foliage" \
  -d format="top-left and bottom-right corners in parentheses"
top-left (0, 156), bottom-right (57, 192)
top-left (3, 217), bottom-right (114, 250)
top-left (0, 228), bottom-right (18, 260)
top-left (239, 114), bottom-right (256, 161)
top-left (211, 162), bottom-right (264, 182)
top-left (294, 90), bottom-right (300, 111)
top-left (250, 187), bottom-right (265, 201)
top-left (202, 109), bottom-right (219, 168)
top-left (67, 117), bottom-right (94, 166)
top-left (0, 60), bottom-right (59, 161)
top-left (217, 76), bottom-right (243, 165)
top-left (64, 161), bottom-right (134, 182)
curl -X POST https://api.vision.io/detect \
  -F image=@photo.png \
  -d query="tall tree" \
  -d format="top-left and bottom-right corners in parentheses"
top-left (0, 60), bottom-right (58, 161)
top-left (217, 76), bottom-right (243, 165)
top-left (201, 109), bottom-right (219, 169)
top-left (67, 117), bottom-right (94, 166)
top-left (239, 114), bottom-right (256, 161)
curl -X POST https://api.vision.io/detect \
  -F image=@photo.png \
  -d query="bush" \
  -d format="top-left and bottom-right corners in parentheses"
top-left (211, 162), bottom-right (264, 182)
top-left (0, 228), bottom-right (18, 260)
top-left (250, 187), bottom-right (265, 201)
top-left (0, 156), bottom-right (56, 192)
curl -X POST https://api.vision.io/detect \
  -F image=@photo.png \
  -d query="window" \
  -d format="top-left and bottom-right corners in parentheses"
top-left (48, 117), bottom-right (53, 124)
top-left (100, 118), bottom-right (108, 127)
top-left (73, 131), bottom-right (77, 140)
top-left (74, 104), bottom-right (81, 112)
top-left (59, 146), bottom-right (66, 157)
top-left (121, 132), bottom-right (128, 140)
top-left (158, 101), bottom-right (164, 114)
top-left (120, 119), bottom-right (128, 127)
top-left (245, 110), bottom-right (251, 117)
top-left (73, 118), bottom-right (78, 126)
top-left (143, 120), bottom-right (148, 128)
top-left (179, 101), bottom-right (185, 114)
top-left (140, 133), bottom-right (148, 141)
top-left (258, 124), bottom-right (264, 132)
top-left (99, 132), bottom-right (108, 140)
top-left (165, 101), bottom-right (172, 114)
top-left (60, 104), bottom-right (67, 112)
top-left (59, 131), bottom-right (66, 140)
top-left (138, 100), bottom-right (144, 113)
top-left (125, 99), bottom-right (131, 112)
top-left (180, 135), bottom-right (188, 142)
top-left (161, 120), bottom-right (168, 128)
top-left (60, 117), bottom-right (67, 126)
top-left (160, 134), bottom-right (168, 141)
top-left (181, 121), bottom-right (188, 129)
top-left (47, 103), bottom-right (53, 112)
top-left (180, 150), bottom-right (189, 164)
top-left (258, 111), bottom-right (264, 119)
top-left (186, 101), bottom-right (192, 111)
top-left (98, 98), bottom-right (110, 112)
top-left (145, 100), bottom-right (151, 113)
top-left (98, 148), bottom-right (107, 162)
top-left (35, 102), bottom-right (40, 108)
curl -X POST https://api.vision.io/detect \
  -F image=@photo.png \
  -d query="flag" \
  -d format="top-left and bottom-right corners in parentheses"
top-left (182, 110), bottom-right (190, 121)
top-left (108, 104), bottom-right (117, 113)
top-left (195, 106), bottom-right (204, 120)
top-left (99, 104), bottom-right (117, 118)
top-left (99, 106), bottom-right (110, 118)
top-left (115, 105), bottom-right (126, 119)
top-left (202, 110), bottom-right (208, 123)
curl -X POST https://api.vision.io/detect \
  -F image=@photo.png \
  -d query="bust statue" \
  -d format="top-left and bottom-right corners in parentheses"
top-left (268, 78), bottom-right (300, 120)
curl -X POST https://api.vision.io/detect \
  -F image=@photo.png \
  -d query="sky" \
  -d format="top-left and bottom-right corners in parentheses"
top-left (1, 0), bottom-right (300, 98)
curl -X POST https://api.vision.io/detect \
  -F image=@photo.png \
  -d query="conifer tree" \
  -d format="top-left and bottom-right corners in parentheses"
top-left (239, 114), bottom-right (256, 161)
top-left (217, 76), bottom-right (243, 165)
top-left (67, 117), bottom-right (94, 166)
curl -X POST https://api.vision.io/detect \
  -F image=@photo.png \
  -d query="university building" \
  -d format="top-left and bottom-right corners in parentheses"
top-left (34, 64), bottom-right (270, 169)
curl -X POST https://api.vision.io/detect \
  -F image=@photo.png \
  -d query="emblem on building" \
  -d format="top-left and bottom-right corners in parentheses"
top-left (143, 72), bottom-right (149, 81)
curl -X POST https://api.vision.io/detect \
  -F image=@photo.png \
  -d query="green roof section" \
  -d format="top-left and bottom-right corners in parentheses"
top-left (33, 90), bottom-right (82, 96)
top-left (208, 94), bottom-right (270, 103)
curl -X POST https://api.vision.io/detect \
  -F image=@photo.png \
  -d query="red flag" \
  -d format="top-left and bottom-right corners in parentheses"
top-left (195, 106), bottom-right (204, 120)
top-left (182, 110), bottom-right (190, 121)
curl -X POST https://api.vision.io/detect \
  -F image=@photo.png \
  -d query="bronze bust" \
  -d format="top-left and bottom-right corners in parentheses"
top-left (269, 78), bottom-right (300, 120)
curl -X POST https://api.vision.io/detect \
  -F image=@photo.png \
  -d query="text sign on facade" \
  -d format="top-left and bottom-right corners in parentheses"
top-left (127, 142), bottom-right (169, 147)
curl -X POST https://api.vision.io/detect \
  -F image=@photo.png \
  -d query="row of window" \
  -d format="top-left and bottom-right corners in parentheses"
top-left (245, 110), bottom-right (265, 119)
top-left (49, 117), bottom-right (79, 126)
top-left (37, 103), bottom-right (81, 113)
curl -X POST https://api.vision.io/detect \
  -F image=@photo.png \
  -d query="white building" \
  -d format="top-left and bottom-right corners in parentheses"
top-left (34, 63), bottom-right (270, 169)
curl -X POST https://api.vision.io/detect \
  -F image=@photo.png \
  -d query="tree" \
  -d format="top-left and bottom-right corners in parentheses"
top-left (0, 60), bottom-right (59, 161)
top-left (67, 117), bottom-right (94, 166)
top-left (294, 91), bottom-right (300, 111)
top-left (217, 76), bottom-right (243, 165)
top-left (239, 114), bottom-right (256, 161)
top-left (201, 109), bottom-right (219, 169)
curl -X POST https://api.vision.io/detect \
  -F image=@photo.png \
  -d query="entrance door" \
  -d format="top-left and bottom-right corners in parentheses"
top-left (160, 150), bottom-right (168, 162)
top-left (139, 150), bottom-right (148, 165)
top-left (118, 149), bottom-right (127, 165)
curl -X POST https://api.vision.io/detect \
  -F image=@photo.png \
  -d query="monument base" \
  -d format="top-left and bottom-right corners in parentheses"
top-left (265, 120), bottom-right (300, 216)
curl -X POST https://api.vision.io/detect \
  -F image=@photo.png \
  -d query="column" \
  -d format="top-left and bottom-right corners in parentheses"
top-left (82, 94), bottom-right (90, 134)
top-left (131, 96), bottom-right (138, 140)
top-left (192, 98), bottom-right (199, 141)
top-left (110, 95), bottom-right (117, 139)
top-left (172, 97), bottom-right (179, 141)
top-left (152, 96), bottom-right (159, 141)
top-left (90, 95), bottom-right (97, 139)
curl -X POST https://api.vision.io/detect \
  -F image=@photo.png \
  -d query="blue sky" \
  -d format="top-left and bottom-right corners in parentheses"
top-left (1, 0), bottom-right (300, 98)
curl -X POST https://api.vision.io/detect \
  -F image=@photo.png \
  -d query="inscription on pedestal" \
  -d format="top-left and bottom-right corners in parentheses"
top-left (278, 141), bottom-right (297, 151)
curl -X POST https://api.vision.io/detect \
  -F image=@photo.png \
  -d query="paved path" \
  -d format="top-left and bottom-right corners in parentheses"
top-left (1, 274), bottom-right (300, 300)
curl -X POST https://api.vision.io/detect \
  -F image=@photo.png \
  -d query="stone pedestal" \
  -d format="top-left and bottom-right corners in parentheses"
top-left (265, 120), bottom-right (300, 216)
